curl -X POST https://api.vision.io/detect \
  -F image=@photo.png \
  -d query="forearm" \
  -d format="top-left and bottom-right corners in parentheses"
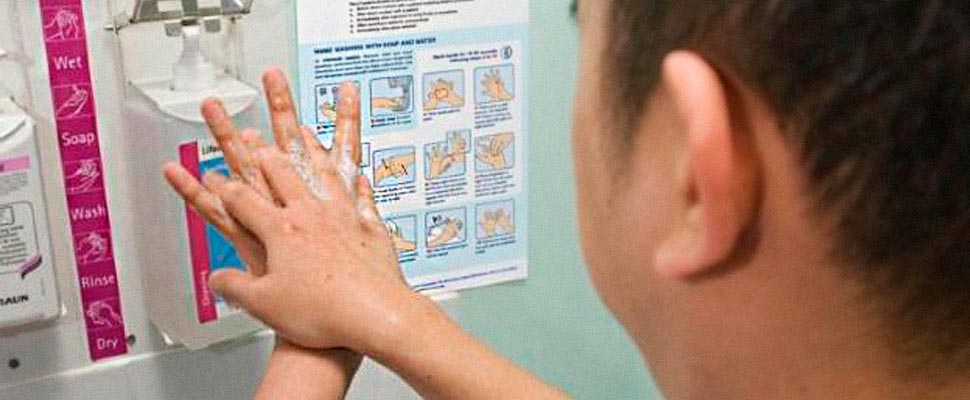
top-left (255, 340), bottom-right (362, 400)
top-left (369, 294), bottom-right (571, 400)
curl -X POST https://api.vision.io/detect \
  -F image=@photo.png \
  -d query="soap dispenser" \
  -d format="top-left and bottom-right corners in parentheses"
top-left (111, 0), bottom-right (266, 349)
top-left (0, 43), bottom-right (61, 330)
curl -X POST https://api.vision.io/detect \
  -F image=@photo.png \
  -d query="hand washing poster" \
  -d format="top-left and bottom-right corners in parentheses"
top-left (297, 0), bottom-right (529, 292)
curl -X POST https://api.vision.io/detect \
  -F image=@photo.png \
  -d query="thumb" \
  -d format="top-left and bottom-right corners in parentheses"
top-left (208, 269), bottom-right (264, 317)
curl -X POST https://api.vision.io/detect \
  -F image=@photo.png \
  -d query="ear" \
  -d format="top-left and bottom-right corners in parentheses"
top-left (653, 51), bottom-right (760, 280)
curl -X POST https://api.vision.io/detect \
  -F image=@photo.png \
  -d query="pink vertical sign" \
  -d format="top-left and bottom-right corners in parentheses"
top-left (39, 0), bottom-right (128, 361)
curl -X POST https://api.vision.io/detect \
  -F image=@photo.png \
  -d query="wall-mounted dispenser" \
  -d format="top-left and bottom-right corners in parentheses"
top-left (0, 1), bottom-right (60, 330)
top-left (111, 0), bottom-right (265, 349)
top-left (0, 99), bottom-right (61, 330)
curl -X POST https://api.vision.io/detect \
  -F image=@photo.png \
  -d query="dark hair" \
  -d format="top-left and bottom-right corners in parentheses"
top-left (606, 0), bottom-right (970, 377)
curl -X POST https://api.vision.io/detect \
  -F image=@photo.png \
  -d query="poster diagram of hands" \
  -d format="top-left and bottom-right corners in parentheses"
top-left (373, 147), bottom-right (417, 187)
top-left (385, 216), bottom-right (418, 254)
top-left (426, 208), bottom-right (466, 249)
top-left (315, 82), bottom-right (359, 131)
top-left (371, 76), bottom-right (413, 115)
top-left (423, 70), bottom-right (465, 111)
top-left (477, 200), bottom-right (515, 239)
top-left (475, 132), bottom-right (514, 171)
top-left (297, 11), bottom-right (529, 290)
top-left (425, 130), bottom-right (469, 180)
top-left (475, 65), bottom-right (515, 103)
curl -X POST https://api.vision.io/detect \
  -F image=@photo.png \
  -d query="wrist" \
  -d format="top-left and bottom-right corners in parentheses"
top-left (275, 339), bottom-right (363, 371)
top-left (360, 289), bottom-right (446, 363)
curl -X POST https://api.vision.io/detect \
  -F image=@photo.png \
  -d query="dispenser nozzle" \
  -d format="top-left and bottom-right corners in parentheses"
top-left (171, 22), bottom-right (218, 92)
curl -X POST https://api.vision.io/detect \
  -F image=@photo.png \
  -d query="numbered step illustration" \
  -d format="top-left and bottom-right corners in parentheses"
top-left (476, 199), bottom-right (516, 240)
top-left (425, 207), bottom-right (467, 251)
top-left (475, 132), bottom-right (515, 172)
top-left (314, 81), bottom-right (359, 134)
top-left (422, 70), bottom-right (465, 112)
top-left (425, 130), bottom-right (470, 180)
top-left (474, 64), bottom-right (515, 104)
top-left (384, 215), bottom-right (418, 263)
top-left (370, 76), bottom-right (414, 129)
top-left (372, 146), bottom-right (417, 188)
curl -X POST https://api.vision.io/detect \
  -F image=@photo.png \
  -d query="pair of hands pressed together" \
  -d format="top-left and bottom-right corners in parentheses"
top-left (164, 68), bottom-right (420, 356)
top-left (163, 68), bottom-right (569, 400)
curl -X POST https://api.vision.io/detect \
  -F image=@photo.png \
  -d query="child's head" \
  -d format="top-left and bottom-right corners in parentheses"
top-left (571, 0), bottom-right (970, 395)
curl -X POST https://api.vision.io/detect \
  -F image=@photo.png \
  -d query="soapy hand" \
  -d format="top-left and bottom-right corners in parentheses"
top-left (164, 69), bottom-right (415, 354)
top-left (203, 147), bottom-right (408, 351)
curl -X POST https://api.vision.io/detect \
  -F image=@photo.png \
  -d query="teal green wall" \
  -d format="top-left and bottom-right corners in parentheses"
top-left (460, 2), bottom-right (664, 399)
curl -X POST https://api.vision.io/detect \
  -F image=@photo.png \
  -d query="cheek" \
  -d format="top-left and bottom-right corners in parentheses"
top-left (571, 103), bottom-right (626, 306)
top-left (571, 94), bottom-right (604, 266)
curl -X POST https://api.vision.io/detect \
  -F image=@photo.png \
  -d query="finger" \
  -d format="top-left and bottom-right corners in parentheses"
top-left (333, 81), bottom-right (362, 194)
top-left (255, 148), bottom-right (314, 204)
top-left (299, 126), bottom-right (330, 168)
top-left (262, 68), bottom-right (303, 152)
top-left (231, 128), bottom-right (274, 199)
top-left (164, 163), bottom-right (234, 231)
top-left (197, 173), bottom-right (269, 275)
top-left (240, 129), bottom-right (274, 196)
top-left (208, 269), bottom-right (267, 318)
top-left (167, 165), bottom-right (269, 274)
top-left (209, 174), bottom-right (280, 238)
top-left (201, 99), bottom-right (251, 176)
top-left (356, 175), bottom-right (381, 225)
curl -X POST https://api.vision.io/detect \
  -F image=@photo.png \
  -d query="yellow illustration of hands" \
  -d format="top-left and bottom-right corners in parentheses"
top-left (424, 79), bottom-right (465, 111)
top-left (476, 133), bottom-right (513, 170)
top-left (482, 70), bottom-right (514, 102)
top-left (428, 219), bottom-right (463, 249)
top-left (374, 152), bottom-right (416, 185)
top-left (427, 133), bottom-right (468, 179)
top-left (372, 97), bottom-right (404, 111)
top-left (319, 101), bottom-right (337, 122)
top-left (385, 222), bottom-right (417, 253)
top-left (480, 209), bottom-right (514, 237)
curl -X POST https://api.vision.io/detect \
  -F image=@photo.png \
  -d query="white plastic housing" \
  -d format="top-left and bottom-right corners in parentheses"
top-left (0, 98), bottom-right (59, 329)
top-left (125, 74), bottom-right (265, 349)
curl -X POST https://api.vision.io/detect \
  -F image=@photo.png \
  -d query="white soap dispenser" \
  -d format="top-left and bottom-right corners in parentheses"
top-left (114, 1), bottom-right (266, 350)
top-left (0, 93), bottom-right (61, 330)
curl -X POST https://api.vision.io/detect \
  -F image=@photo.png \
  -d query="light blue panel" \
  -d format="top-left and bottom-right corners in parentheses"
top-left (458, 1), bottom-right (664, 399)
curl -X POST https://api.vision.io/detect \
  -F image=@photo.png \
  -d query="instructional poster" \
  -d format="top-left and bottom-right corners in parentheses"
top-left (297, 0), bottom-right (529, 292)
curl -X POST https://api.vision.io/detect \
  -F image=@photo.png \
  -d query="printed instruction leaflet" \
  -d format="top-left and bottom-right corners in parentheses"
top-left (297, 0), bottom-right (529, 292)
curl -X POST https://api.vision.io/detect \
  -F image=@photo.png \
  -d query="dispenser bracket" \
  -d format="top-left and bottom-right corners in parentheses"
top-left (105, 0), bottom-right (253, 34)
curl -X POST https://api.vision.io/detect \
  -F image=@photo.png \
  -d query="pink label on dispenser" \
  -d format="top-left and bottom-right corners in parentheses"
top-left (179, 142), bottom-right (218, 324)
top-left (40, 0), bottom-right (128, 361)
top-left (0, 156), bottom-right (31, 173)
